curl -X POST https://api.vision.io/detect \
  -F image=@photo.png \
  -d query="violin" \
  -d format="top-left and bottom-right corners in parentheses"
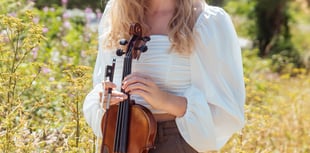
top-left (101, 23), bottom-right (157, 153)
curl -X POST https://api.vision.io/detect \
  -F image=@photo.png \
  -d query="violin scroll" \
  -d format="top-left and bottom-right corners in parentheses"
top-left (115, 23), bottom-right (150, 59)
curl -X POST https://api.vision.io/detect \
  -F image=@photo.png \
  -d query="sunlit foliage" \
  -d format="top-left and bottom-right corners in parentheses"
top-left (0, 0), bottom-right (309, 152)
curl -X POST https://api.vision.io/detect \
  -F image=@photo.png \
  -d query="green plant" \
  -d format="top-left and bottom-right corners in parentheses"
top-left (61, 65), bottom-right (94, 151)
top-left (0, 10), bottom-right (45, 152)
top-left (0, 0), bottom-right (98, 152)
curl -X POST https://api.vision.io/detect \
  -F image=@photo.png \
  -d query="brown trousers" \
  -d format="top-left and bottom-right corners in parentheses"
top-left (149, 120), bottom-right (198, 153)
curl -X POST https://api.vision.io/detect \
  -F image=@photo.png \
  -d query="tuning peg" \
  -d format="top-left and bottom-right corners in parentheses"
top-left (116, 48), bottom-right (124, 56)
top-left (119, 39), bottom-right (128, 45)
top-left (142, 36), bottom-right (151, 42)
top-left (139, 45), bottom-right (148, 52)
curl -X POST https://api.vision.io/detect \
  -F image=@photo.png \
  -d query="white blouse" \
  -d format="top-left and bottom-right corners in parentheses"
top-left (83, 1), bottom-right (245, 152)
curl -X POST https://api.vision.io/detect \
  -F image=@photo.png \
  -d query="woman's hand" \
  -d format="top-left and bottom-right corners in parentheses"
top-left (122, 72), bottom-right (187, 117)
top-left (122, 72), bottom-right (166, 110)
top-left (99, 81), bottom-right (128, 107)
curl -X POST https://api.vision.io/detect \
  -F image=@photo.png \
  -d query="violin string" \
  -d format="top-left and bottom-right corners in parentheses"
top-left (115, 55), bottom-right (130, 152)
top-left (121, 56), bottom-right (131, 152)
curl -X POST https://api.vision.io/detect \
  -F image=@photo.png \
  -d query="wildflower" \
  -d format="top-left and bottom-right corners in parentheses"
top-left (84, 7), bottom-right (92, 14)
top-left (62, 11), bottom-right (70, 19)
top-left (42, 27), bottom-right (49, 33)
top-left (43, 6), bottom-right (49, 13)
top-left (41, 67), bottom-right (51, 74)
top-left (32, 81), bottom-right (37, 85)
top-left (50, 7), bottom-right (55, 12)
top-left (61, 0), bottom-right (68, 5)
top-left (32, 47), bottom-right (39, 59)
top-left (63, 21), bottom-right (71, 29)
top-left (96, 9), bottom-right (102, 20)
top-left (49, 77), bottom-right (55, 81)
top-left (32, 17), bottom-right (40, 24)
top-left (84, 7), bottom-right (94, 23)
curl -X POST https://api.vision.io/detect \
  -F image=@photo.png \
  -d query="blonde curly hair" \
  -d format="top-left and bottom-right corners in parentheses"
top-left (102, 0), bottom-right (200, 55)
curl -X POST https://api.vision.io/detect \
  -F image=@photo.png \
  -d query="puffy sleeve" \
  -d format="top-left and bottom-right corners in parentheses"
top-left (83, 1), bottom-right (114, 137)
top-left (175, 6), bottom-right (245, 152)
top-left (92, 2), bottom-right (113, 87)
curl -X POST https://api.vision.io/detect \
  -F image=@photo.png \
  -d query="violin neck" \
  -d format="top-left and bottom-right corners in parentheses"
top-left (113, 55), bottom-right (132, 153)
top-left (122, 56), bottom-right (132, 81)
top-left (121, 55), bottom-right (132, 100)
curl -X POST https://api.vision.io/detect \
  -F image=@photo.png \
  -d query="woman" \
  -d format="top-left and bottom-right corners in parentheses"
top-left (83, 0), bottom-right (245, 152)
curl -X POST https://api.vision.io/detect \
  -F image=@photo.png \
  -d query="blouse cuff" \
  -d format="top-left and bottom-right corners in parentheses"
top-left (175, 85), bottom-right (243, 152)
top-left (83, 83), bottom-right (105, 137)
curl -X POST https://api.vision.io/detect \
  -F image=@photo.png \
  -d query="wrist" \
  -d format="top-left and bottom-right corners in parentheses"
top-left (161, 93), bottom-right (187, 117)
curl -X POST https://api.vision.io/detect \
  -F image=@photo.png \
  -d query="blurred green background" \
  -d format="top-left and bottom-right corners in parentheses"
top-left (35, 0), bottom-right (104, 9)
top-left (0, 0), bottom-right (309, 152)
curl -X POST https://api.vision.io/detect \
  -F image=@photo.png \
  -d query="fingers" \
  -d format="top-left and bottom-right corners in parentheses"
top-left (122, 73), bottom-right (154, 91)
top-left (99, 91), bottom-right (128, 106)
top-left (100, 81), bottom-right (128, 107)
top-left (111, 90), bottom-right (128, 101)
top-left (103, 81), bottom-right (116, 90)
top-left (123, 82), bottom-right (150, 93)
top-left (128, 89), bottom-right (149, 98)
top-left (100, 72), bottom-right (156, 107)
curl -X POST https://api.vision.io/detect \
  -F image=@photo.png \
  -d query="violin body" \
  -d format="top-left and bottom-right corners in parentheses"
top-left (101, 102), bottom-right (157, 153)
